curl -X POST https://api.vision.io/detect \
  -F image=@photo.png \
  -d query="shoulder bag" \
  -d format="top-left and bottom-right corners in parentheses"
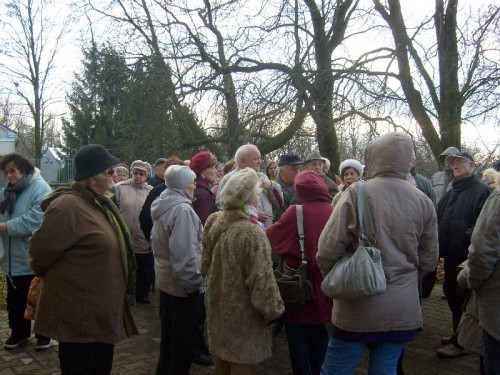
top-left (321, 181), bottom-right (387, 300)
top-left (274, 205), bottom-right (312, 304)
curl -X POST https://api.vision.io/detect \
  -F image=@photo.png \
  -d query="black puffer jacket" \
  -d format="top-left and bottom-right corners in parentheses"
top-left (437, 173), bottom-right (490, 261)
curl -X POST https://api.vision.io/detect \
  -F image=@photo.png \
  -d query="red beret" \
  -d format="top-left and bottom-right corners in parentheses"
top-left (189, 152), bottom-right (212, 176)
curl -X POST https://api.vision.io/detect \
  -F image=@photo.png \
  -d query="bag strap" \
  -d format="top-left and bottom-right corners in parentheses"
top-left (356, 182), bottom-right (376, 242)
top-left (296, 205), bottom-right (307, 265)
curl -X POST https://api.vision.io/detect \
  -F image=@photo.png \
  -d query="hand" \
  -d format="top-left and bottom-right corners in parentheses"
top-left (0, 222), bottom-right (7, 233)
top-left (257, 211), bottom-right (269, 222)
top-left (260, 178), bottom-right (272, 191)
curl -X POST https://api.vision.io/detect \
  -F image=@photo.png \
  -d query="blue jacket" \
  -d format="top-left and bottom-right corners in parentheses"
top-left (1, 171), bottom-right (52, 276)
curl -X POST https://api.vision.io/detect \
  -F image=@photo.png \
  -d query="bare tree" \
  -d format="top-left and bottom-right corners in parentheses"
top-left (372, 0), bottom-right (500, 162)
top-left (0, 0), bottom-right (68, 159)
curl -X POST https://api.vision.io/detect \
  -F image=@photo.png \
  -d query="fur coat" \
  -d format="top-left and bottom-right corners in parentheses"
top-left (202, 210), bottom-right (284, 364)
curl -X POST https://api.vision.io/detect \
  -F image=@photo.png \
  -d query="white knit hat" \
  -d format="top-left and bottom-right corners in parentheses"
top-left (339, 159), bottom-right (364, 177)
top-left (219, 168), bottom-right (259, 209)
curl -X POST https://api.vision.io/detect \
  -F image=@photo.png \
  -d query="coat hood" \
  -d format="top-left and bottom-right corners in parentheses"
top-left (295, 171), bottom-right (330, 204)
top-left (150, 188), bottom-right (191, 220)
top-left (364, 132), bottom-right (413, 180)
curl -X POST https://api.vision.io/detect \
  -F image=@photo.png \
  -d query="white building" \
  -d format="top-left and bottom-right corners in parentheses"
top-left (40, 147), bottom-right (65, 184)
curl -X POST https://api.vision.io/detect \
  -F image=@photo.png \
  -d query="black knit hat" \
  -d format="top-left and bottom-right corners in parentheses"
top-left (74, 144), bottom-right (119, 181)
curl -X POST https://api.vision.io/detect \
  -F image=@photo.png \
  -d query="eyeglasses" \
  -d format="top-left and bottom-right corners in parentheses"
top-left (3, 168), bottom-right (20, 176)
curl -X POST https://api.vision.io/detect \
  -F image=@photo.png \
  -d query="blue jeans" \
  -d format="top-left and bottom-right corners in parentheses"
top-left (482, 330), bottom-right (500, 375)
top-left (321, 337), bottom-right (404, 375)
top-left (285, 323), bottom-right (328, 375)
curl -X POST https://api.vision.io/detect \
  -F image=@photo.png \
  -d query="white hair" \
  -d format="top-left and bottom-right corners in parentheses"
top-left (234, 144), bottom-right (258, 167)
top-left (321, 157), bottom-right (331, 170)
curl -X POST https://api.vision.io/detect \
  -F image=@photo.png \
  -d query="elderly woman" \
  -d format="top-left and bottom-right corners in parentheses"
top-left (29, 144), bottom-right (137, 374)
top-left (150, 165), bottom-right (204, 375)
top-left (267, 170), bottom-right (333, 375)
top-left (331, 159), bottom-right (364, 206)
top-left (202, 168), bottom-right (284, 375)
top-left (115, 160), bottom-right (153, 304)
top-left (189, 151), bottom-right (218, 225)
top-left (113, 165), bottom-right (129, 184)
top-left (0, 153), bottom-right (52, 350)
top-left (317, 133), bottom-right (438, 374)
top-left (481, 168), bottom-right (499, 191)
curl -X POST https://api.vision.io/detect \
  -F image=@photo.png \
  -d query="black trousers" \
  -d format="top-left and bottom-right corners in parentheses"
top-left (135, 252), bottom-right (154, 300)
top-left (443, 257), bottom-right (468, 332)
top-left (7, 274), bottom-right (34, 339)
top-left (156, 291), bottom-right (204, 375)
top-left (59, 342), bottom-right (115, 375)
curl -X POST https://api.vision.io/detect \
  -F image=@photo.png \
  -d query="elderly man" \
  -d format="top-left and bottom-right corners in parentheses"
top-left (216, 144), bottom-right (282, 228)
top-left (431, 147), bottom-right (459, 205)
top-left (147, 158), bottom-right (166, 187)
top-left (273, 153), bottom-right (303, 222)
top-left (436, 152), bottom-right (490, 358)
top-left (304, 150), bottom-right (339, 200)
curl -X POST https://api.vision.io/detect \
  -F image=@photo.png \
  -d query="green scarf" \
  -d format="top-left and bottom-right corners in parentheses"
top-left (93, 193), bottom-right (137, 296)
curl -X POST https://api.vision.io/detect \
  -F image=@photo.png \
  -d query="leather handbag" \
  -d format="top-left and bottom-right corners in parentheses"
top-left (24, 276), bottom-right (43, 320)
top-left (274, 205), bottom-right (312, 305)
top-left (321, 181), bottom-right (387, 300)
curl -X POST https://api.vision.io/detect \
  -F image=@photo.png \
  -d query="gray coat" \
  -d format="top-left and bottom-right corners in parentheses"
top-left (151, 188), bottom-right (203, 296)
top-left (317, 132), bottom-right (439, 333)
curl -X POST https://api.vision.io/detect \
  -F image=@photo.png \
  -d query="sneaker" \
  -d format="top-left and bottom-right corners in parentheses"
top-left (35, 337), bottom-right (53, 351)
top-left (437, 343), bottom-right (468, 358)
top-left (4, 336), bottom-right (29, 350)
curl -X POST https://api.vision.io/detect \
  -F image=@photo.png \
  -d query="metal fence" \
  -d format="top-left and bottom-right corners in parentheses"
top-left (34, 158), bottom-right (74, 185)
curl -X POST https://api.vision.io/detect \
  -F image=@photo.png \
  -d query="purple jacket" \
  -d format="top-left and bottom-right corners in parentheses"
top-left (193, 178), bottom-right (218, 225)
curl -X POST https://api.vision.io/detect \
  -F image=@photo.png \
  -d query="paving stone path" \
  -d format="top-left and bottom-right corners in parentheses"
top-left (0, 285), bottom-right (479, 374)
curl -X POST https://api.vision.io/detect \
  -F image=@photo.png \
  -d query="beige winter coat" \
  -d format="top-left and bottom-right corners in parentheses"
top-left (317, 132), bottom-right (439, 333)
top-left (114, 179), bottom-right (152, 253)
top-left (202, 210), bottom-right (284, 364)
top-left (467, 187), bottom-right (500, 341)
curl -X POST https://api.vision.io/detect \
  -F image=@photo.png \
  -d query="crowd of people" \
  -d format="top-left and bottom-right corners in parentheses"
top-left (0, 134), bottom-right (498, 375)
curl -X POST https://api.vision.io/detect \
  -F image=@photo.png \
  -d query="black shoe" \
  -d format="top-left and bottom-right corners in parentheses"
top-left (193, 353), bottom-right (213, 366)
top-left (136, 297), bottom-right (151, 304)
top-left (35, 337), bottom-right (53, 351)
top-left (4, 336), bottom-right (29, 350)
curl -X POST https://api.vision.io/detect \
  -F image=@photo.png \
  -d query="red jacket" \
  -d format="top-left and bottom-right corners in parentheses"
top-left (267, 170), bottom-right (333, 325)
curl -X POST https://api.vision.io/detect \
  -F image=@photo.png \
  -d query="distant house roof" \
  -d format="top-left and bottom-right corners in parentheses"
top-left (45, 147), bottom-right (65, 161)
top-left (0, 124), bottom-right (18, 140)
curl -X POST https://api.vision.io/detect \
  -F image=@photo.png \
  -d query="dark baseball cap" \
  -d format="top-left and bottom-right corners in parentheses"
top-left (154, 158), bottom-right (166, 166)
top-left (445, 151), bottom-right (474, 166)
top-left (278, 153), bottom-right (303, 166)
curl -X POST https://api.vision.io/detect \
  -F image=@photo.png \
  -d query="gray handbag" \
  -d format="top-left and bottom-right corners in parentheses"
top-left (320, 181), bottom-right (387, 300)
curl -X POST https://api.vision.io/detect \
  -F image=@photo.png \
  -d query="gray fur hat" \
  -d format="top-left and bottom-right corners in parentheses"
top-left (131, 160), bottom-right (152, 175)
top-left (219, 168), bottom-right (259, 209)
top-left (164, 165), bottom-right (195, 190)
